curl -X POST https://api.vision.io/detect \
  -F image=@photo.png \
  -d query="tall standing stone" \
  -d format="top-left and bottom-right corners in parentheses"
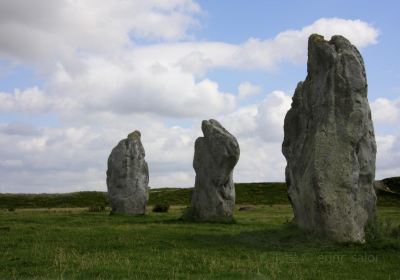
top-left (107, 131), bottom-right (149, 215)
top-left (190, 119), bottom-right (240, 222)
top-left (282, 34), bottom-right (377, 242)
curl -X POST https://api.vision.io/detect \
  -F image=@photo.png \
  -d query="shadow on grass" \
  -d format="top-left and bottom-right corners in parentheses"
top-left (185, 223), bottom-right (400, 252)
top-left (106, 211), bottom-right (400, 252)
top-left (107, 208), bottom-right (238, 225)
top-left (105, 214), bottom-right (237, 226)
top-left (182, 223), bottom-right (338, 252)
top-left (106, 212), bottom-right (341, 250)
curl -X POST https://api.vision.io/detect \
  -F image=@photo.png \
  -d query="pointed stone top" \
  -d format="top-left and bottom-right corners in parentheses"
top-left (308, 33), bottom-right (353, 52)
top-left (201, 119), bottom-right (231, 139)
top-left (307, 33), bottom-right (361, 76)
top-left (309, 33), bottom-right (325, 44)
top-left (127, 130), bottom-right (141, 140)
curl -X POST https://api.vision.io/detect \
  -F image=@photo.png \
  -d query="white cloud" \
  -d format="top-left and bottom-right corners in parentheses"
top-left (0, 87), bottom-right (50, 113)
top-left (0, 14), bottom-right (380, 121)
top-left (371, 97), bottom-right (400, 124)
top-left (376, 134), bottom-right (400, 180)
top-left (0, 122), bottom-right (40, 136)
top-left (47, 57), bottom-right (237, 119)
top-left (238, 82), bottom-right (261, 99)
top-left (125, 18), bottom-right (378, 74)
top-left (0, 1), bottom-right (390, 193)
top-left (232, 18), bottom-right (378, 69)
top-left (1, 87), bottom-right (398, 193)
top-left (234, 139), bottom-right (286, 183)
top-left (221, 90), bottom-right (292, 142)
top-left (0, 0), bottom-right (201, 66)
top-left (0, 108), bottom-right (291, 193)
top-left (256, 91), bottom-right (292, 141)
top-left (177, 51), bottom-right (213, 78)
top-left (0, 118), bottom-right (200, 192)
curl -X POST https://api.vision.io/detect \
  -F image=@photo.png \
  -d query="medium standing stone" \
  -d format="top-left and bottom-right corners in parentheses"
top-left (190, 119), bottom-right (240, 222)
top-left (107, 131), bottom-right (149, 215)
top-left (282, 34), bottom-right (377, 242)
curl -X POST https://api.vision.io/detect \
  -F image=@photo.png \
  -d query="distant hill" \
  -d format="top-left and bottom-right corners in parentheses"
top-left (0, 179), bottom-right (399, 209)
top-left (148, 182), bottom-right (288, 206)
top-left (374, 177), bottom-right (400, 207)
top-left (0, 191), bottom-right (108, 209)
top-left (382, 177), bottom-right (400, 193)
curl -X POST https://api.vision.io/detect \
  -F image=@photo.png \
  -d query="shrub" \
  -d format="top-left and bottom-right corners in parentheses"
top-left (152, 203), bottom-right (170, 213)
top-left (88, 205), bottom-right (106, 212)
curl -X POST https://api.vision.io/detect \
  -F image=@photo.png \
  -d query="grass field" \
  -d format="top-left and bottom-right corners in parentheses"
top-left (1, 180), bottom-right (399, 209)
top-left (0, 183), bottom-right (289, 210)
top-left (1, 180), bottom-right (399, 279)
top-left (1, 205), bottom-right (400, 279)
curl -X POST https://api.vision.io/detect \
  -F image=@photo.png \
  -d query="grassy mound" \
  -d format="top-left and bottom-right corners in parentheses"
top-left (382, 177), bottom-right (400, 193)
top-left (0, 180), bottom-right (399, 209)
top-left (0, 191), bottom-right (108, 209)
top-left (376, 177), bottom-right (400, 207)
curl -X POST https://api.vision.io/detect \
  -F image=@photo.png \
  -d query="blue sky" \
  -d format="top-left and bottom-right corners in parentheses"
top-left (198, 0), bottom-right (400, 99)
top-left (0, 1), bottom-right (398, 192)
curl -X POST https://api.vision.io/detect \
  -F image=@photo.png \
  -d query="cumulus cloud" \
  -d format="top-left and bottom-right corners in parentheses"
top-left (124, 18), bottom-right (379, 74)
top-left (371, 97), bottom-right (400, 124)
top-left (376, 134), bottom-right (400, 180)
top-left (0, 118), bottom-right (200, 192)
top-left (220, 91), bottom-right (292, 183)
top-left (47, 57), bottom-right (237, 119)
top-left (0, 1), bottom-right (391, 192)
top-left (0, 0), bottom-right (201, 65)
top-left (0, 122), bottom-right (40, 136)
top-left (370, 97), bottom-right (400, 179)
top-left (256, 91), bottom-right (292, 141)
top-left (1, 88), bottom-right (399, 192)
top-left (238, 82), bottom-right (261, 99)
top-left (0, 15), bottom-right (380, 121)
top-left (0, 107), bottom-right (291, 193)
top-left (221, 90), bottom-right (292, 141)
top-left (0, 87), bottom-right (49, 113)
top-left (232, 18), bottom-right (378, 69)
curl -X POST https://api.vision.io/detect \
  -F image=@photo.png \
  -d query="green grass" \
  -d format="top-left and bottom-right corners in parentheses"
top-left (148, 187), bottom-right (192, 206)
top-left (1, 180), bottom-right (399, 209)
top-left (1, 180), bottom-right (399, 278)
top-left (0, 191), bottom-right (109, 209)
top-left (1, 205), bottom-right (400, 279)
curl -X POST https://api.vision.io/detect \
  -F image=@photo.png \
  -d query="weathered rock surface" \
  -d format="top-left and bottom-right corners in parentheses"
top-left (107, 131), bottom-right (149, 215)
top-left (190, 119), bottom-right (240, 221)
top-left (282, 34), bottom-right (377, 242)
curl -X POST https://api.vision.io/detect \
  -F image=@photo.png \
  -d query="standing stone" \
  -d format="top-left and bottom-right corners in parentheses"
top-left (282, 34), bottom-right (377, 242)
top-left (190, 119), bottom-right (240, 222)
top-left (107, 131), bottom-right (149, 215)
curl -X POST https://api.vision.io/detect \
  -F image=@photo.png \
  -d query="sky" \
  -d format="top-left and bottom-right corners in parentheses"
top-left (0, 0), bottom-right (399, 193)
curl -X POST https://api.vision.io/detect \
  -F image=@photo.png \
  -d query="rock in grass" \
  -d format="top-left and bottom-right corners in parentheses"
top-left (107, 131), bottom-right (149, 215)
top-left (282, 34), bottom-right (377, 242)
top-left (189, 119), bottom-right (240, 222)
top-left (238, 206), bottom-right (255, 212)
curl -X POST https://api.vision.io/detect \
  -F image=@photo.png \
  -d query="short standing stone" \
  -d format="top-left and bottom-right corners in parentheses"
top-left (107, 131), bottom-right (149, 215)
top-left (190, 119), bottom-right (240, 222)
top-left (282, 34), bottom-right (377, 242)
